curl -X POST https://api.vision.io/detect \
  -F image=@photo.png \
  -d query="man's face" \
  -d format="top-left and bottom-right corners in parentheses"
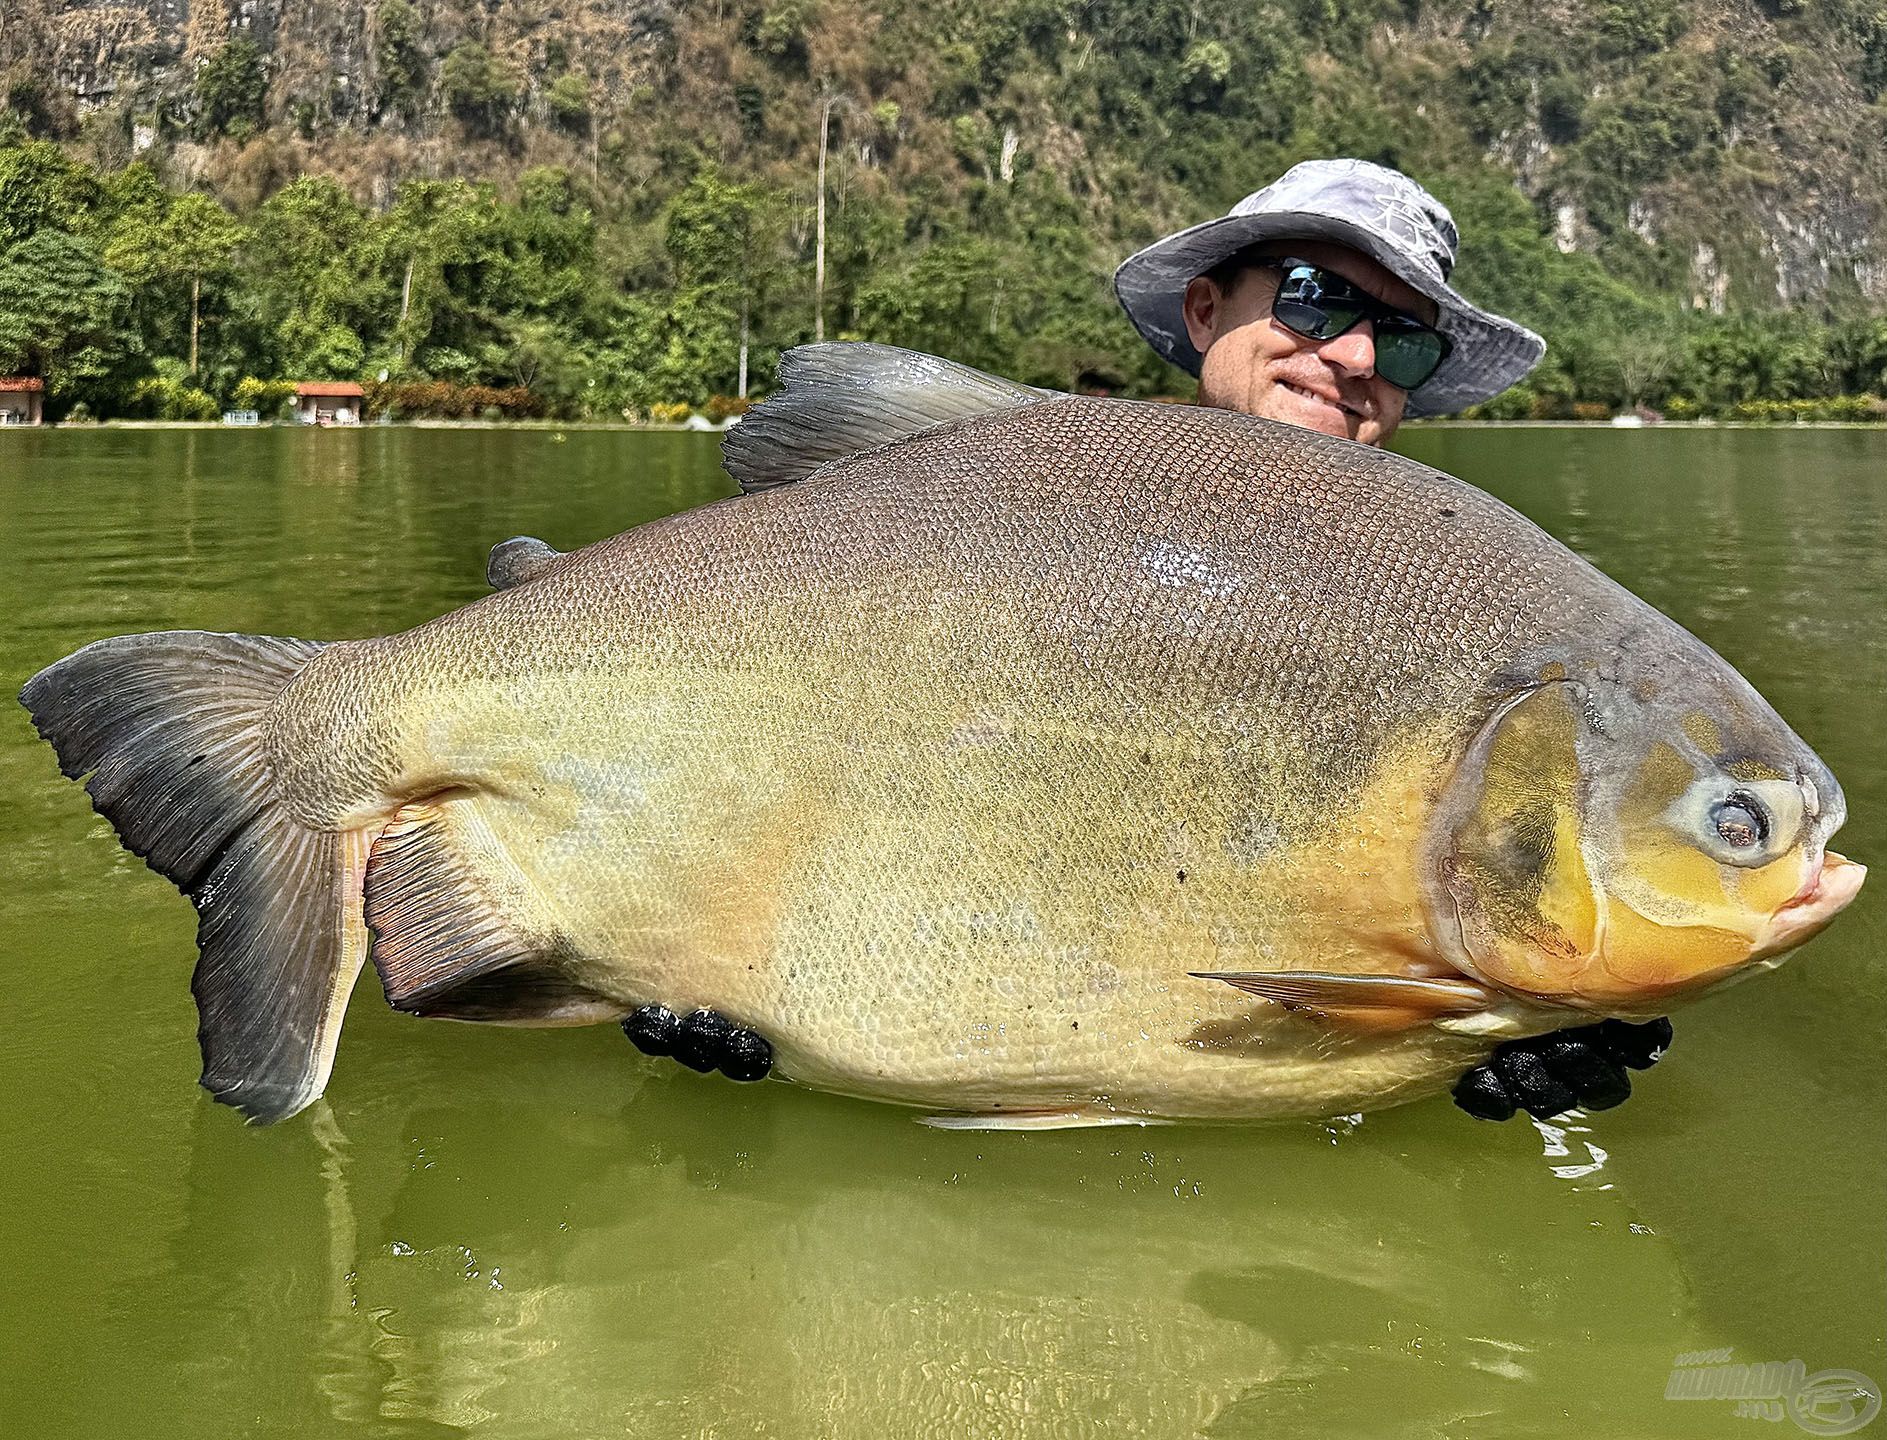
top-left (1181, 239), bottom-right (1438, 447)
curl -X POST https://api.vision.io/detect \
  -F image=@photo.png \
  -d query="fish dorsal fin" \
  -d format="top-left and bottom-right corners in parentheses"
top-left (721, 343), bottom-right (1049, 494)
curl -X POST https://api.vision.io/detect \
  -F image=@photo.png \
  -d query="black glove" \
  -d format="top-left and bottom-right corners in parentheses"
top-left (623, 1005), bottom-right (775, 1082)
top-left (1452, 1018), bottom-right (1672, 1121)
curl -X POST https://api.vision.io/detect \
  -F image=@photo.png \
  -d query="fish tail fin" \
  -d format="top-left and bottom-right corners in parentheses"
top-left (20, 631), bottom-right (371, 1124)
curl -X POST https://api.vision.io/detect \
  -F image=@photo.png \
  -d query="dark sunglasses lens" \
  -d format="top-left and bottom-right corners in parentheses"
top-left (1273, 268), bottom-right (1358, 335)
top-left (1272, 295), bottom-right (1363, 342)
top-left (1375, 329), bottom-right (1447, 389)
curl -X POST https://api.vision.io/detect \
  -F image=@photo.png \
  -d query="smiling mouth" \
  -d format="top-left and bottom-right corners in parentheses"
top-left (1280, 380), bottom-right (1366, 420)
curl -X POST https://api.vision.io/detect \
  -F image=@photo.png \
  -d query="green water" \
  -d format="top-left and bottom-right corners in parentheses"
top-left (1, 426), bottom-right (1881, 1438)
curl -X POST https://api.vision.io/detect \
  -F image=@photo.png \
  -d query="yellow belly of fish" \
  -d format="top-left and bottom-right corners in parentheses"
top-left (380, 662), bottom-right (1494, 1121)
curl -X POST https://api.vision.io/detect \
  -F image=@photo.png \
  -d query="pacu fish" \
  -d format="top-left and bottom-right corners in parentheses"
top-left (21, 345), bottom-right (1864, 1126)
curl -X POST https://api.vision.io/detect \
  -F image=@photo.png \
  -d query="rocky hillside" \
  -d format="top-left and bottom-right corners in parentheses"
top-left (4, 0), bottom-right (1886, 414)
top-left (9, 0), bottom-right (1886, 295)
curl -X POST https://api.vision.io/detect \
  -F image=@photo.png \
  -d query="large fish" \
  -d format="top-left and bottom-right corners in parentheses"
top-left (20, 345), bottom-right (1864, 1126)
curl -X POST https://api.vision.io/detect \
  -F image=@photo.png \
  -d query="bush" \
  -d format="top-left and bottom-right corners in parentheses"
top-left (1598, 0), bottom-right (1685, 55)
top-left (1538, 74), bottom-right (1586, 144)
top-left (703, 394), bottom-right (752, 422)
top-left (441, 43), bottom-right (518, 136)
top-left (648, 401), bottom-right (693, 424)
top-left (1571, 401), bottom-right (1611, 421)
top-left (545, 73), bottom-right (591, 130)
top-left (756, 0), bottom-right (817, 60)
top-left (131, 376), bottom-right (218, 420)
top-left (1719, 394), bottom-right (1887, 423)
top-left (1178, 41), bottom-right (1233, 104)
top-left (1467, 385), bottom-right (1537, 421)
top-left (232, 377), bottom-right (298, 419)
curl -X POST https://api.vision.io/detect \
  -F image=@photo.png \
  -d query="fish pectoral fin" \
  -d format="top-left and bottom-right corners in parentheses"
top-left (1190, 970), bottom-right (1497, 1032)
top-left (919, 1109), bottom-right (1173, 1132)
top-left (486, 536), bottom-right (564, 590)
top-left (364, 802), bottom-right (621, 1026)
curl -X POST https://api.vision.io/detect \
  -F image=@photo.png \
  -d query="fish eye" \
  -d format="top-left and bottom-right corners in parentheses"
top-left (1663, 774), bottom-right (1805, 870)
top-left (1710, 794), bottom-right (1769, 851)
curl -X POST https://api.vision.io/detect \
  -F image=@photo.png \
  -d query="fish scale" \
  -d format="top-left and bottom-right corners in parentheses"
top-left (19, 344), bottom-right (1860, 1125)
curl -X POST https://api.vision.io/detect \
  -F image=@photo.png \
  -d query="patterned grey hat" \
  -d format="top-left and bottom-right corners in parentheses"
top-left (1114, 159), bottom-right (1546, 417)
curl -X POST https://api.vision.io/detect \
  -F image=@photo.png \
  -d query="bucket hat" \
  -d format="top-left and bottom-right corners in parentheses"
top-left (1114, 159), bottom-right (1545, 417)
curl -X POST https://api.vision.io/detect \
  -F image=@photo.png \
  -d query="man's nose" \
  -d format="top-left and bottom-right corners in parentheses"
top-left (1318, 323), bottom-right (1377, 379)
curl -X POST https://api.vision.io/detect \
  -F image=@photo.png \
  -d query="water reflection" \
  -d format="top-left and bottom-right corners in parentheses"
top-left (2, 426), bottom-right (1879, 1439)
top-left (155, 1025), bottom-right (1750, 1438)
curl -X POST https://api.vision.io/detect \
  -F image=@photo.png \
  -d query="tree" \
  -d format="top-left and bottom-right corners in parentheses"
top-left (663, 168), bottom-right (789, 397)
top-left (545, 73), bottom-right (591, 132)
top-left (756, 0), bottom-right (818, 61)
top-left (1831, 316), bottom-right (1887, 395)
top-left (380, 179), bottom-right (501, 372)
top-left (374, 0), bottom-right (429, 120)
top-left (0, 230), bottom-right (140, 412)
top-left (195, 37), bottom-right (268, 141)
top-left (106, 192), bottom-right (247, 374)
top-left (3, 69), bottom-right (79, 139)
top-left (810, 90), bottom-right (858, 344)
top-left (497, 315), bottom-right (583, 400)
top-left (234, 175), bottom-right (384, 378)
top-left (0, 140), bottom-right (101, 248)
top-left (856, 238), bottom-right (1014, 374)
top-left (3, 4), bottom-right (1885, 420)
top-left (1613, 325), bottom-right (1681, 409)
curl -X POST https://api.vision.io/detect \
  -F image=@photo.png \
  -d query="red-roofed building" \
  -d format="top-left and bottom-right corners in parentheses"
top-left (295, 381), bottom-right (365, 426)
top-left (0, 377), bottom-right (45, 426)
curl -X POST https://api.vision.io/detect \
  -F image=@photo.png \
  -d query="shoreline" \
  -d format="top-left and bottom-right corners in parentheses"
top-left (1411, 418), bottom-right (1887, 430)
top-left (5, 417), bottom-right (1885, 433)
top-left (0, 418), bottom-right (717, 433)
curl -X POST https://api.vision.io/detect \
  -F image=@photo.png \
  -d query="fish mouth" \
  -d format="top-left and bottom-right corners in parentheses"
top-left (1752, 851), bottom-right (1867, 958)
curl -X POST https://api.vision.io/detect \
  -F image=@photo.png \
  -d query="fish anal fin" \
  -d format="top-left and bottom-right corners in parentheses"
top-left (1190, 970), bottom-right (1496, 1034)
top-left (919, 1109), bottom-right (1172, 1132)
top-left (363, 804), bottom-right (620, 1025)
top-left (1317, 1004), bottom-right (1451, 1034)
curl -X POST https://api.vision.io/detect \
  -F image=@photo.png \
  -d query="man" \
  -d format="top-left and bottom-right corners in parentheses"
top-left (1115, 159), bottom-right (1672, 1122)
top-left (1115, 157), bottom-right (1545, 445)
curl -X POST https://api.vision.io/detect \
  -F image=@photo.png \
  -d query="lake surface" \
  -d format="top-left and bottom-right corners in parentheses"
top-left (1, 425), bottom-right (1881, 1438)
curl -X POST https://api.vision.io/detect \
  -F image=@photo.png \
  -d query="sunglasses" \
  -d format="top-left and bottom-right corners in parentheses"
top-left (1255, 258), bottom-right (1452, 392)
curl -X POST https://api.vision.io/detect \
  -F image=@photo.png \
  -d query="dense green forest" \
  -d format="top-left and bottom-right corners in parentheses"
top-left (3, 0), bottom-right (1887, 421)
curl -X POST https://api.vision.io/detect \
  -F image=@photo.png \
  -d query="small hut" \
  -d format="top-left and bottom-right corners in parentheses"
top-left (294, 381), bottom-right (365, 426)
top-left (0, 378), bottom-right (45, 426)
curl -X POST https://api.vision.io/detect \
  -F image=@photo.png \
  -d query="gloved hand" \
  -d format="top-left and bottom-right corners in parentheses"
top-left (1452, 1018), bottom-right (1673, 1121)
top-left (623, 1005), bottom-right (774, 1082)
